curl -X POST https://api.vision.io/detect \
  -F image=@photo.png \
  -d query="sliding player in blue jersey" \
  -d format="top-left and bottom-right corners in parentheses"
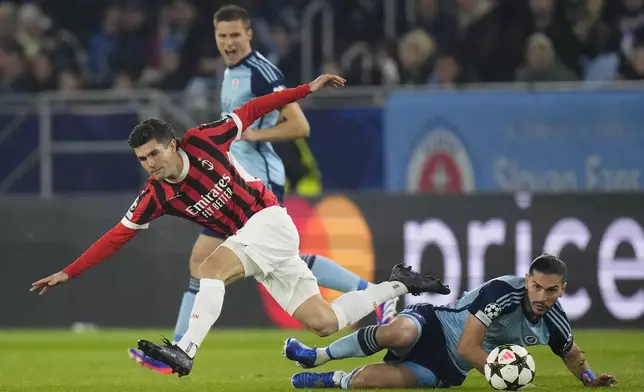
top-left (128, 5), bottom-right (396, 374)
top-left (285, 254), bottom-right (617, 389)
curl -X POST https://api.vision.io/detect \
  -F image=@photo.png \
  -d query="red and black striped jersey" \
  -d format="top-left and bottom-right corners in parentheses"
top-left (62, 84), bottom-right (312, 278)
top-left (121, 116), bottom-right (278, 237)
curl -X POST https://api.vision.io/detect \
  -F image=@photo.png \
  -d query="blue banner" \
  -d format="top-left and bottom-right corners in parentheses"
top-left (0, 108), bottom-right (384, 194)
top-left (384, 90), bottom-right (644, 192)
top-left (305, 107), bottom-right (383, 190)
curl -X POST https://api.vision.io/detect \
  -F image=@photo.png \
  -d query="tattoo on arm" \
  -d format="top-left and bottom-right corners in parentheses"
top-left (563, 345), bottom-right (589, 378)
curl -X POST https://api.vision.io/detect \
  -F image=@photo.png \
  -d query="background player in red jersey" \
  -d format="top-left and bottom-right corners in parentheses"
top-left (31, 74), bottom-right (451, 377)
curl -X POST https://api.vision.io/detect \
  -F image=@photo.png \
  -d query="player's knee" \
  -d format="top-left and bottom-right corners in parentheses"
top-left (349, 367), bottom-right (377, 389)
top-left (304, 312), bottom-right (338, 337)
top-left (189, 235), bottom-right (224, 277)
top-left (376, 319), bottom-right (418, 348)
top-left (198, 258), bottom-right (232, 281)
top-left (308, 321), bottom-right (337, 337)
top-left (189, 252), bottom-right (204, 278)
top-left (198, 246), bottom-right (245, 283)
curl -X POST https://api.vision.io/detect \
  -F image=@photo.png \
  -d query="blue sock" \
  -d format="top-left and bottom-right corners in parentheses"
top-left (302, 254), bottom-right (370, 293)
top-left (173, 277), bottom-right (199, 342)
top-left (326, 325), bottom-right (381, 359)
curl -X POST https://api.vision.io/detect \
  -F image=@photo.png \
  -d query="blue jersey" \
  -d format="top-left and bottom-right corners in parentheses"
top-left (220, 51), bottom-right (287, 194)
top-left (435, 275), bottom-right (574, 376)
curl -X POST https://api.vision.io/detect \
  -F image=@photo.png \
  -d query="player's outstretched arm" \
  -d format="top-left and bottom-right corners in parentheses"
top-left (561, 343), bottom-right (618, 387)
top-left (231, 74), bottom-right (345, 134)
top-left (30, 223), bottom-right (139, 295)
top-left (240, 102), bottom-right (310, 143)
top-left (456, 314), bottom-right (489, 374)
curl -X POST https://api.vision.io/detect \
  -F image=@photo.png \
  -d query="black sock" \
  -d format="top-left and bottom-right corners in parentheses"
top-left (301, 253), bottom-right (316, 269)
top-left (356, 325), bottom-right (381, 355)
top-left (189, 276), bottom-right (200, 294)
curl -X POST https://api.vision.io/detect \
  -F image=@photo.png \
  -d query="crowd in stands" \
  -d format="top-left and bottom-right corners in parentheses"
top-left (1, 0), bottom-right (644, 95)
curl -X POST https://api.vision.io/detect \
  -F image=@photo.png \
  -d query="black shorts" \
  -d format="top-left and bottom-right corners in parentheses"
top-left (383, 304), bottom-right (466, 388)
top-left (200, 181), bottom-right (285, 238)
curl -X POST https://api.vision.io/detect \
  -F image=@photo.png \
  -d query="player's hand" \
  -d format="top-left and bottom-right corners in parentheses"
top-left (30, 271), bottom-right (69, 296)
top-left (240, 129), bottom-right (260, 142)
top-left (308, 74), bottom-right (346, 93)
top-left (583, 373), bottom-right (617, 387)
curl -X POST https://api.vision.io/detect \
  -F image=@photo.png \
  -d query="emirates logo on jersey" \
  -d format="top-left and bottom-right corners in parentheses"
top-left (185, 174), bottom-right (233, 218)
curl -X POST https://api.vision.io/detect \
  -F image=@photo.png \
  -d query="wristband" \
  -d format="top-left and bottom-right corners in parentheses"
top-left (580, 369), bottom-right (596, 383)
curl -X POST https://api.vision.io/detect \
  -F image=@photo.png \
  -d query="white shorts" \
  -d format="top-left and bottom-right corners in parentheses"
top-left (221, 206), bottom-right (320, 315)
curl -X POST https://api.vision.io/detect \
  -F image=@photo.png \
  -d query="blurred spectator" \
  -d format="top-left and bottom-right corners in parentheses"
top-left (333, 0), bottom-right (384, 50)
top-left (152, 50), bottom-right (185, 90)
top-left (111, 4), bottom-right (150, 81)
top-left (570, 0), bottom-right (621, 80)
top-left (572, 0), bottom-right (620, 58)
top-left (58, 69), bottom-right (83, 91)
top-left (516, 32), bottom-right (578, 82)
top-left (621, 43), bottom-right (644, 79)
top-left (87, 6), bottom-right (122, 87)
top-left (397, 29), bottom-right (436, 85)
top-left (148, 0), bottom-right (208, 90)
top-left (269, 22), bottom-right (301, 88)
top-left (320, 59), bottom-right (342, 75)
top-left (617, 0), bottom-right (644, 37)
top-left (184, 49), bottom-right (222, 115)
top-left (428, 52), bottom-right (467, 89)
top-left (525, 0), bottom-right (583, 76)
top-left (0, 0), bottom-right (642, 95)
top-left (112, 72), bottom-right (137, 91)
top-left (415, 0), bottom-right (457, 52)
top-left (25, 51), bottom-right (57, 92)
top-left (373, 41), bottom-right (400, 86)
top-left (0, 3), bottom-right (17, 45)
top-left (15, 3), bottom-right (51, 60)
top-left (454, 0), bottom-right (502, 82)
top-left (0, 46), bottom-right (27, 93)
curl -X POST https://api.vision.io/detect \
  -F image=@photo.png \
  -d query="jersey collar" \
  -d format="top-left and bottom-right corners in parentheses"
top-left (165, 148), bottom-right (190, 184)
top-left (227, 50), bottom-right (255, 69)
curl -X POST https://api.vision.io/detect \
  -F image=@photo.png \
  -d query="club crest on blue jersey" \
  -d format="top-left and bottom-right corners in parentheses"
top-left (524, 335), bottom-right (538, 345)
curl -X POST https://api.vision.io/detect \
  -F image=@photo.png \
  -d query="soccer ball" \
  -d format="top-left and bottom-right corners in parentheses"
top-left (484, 344), bottom-right (536, 390)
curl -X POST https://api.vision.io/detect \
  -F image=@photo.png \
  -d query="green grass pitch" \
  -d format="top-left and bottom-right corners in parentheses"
top-left (1, 329), bottom-right (641, 391)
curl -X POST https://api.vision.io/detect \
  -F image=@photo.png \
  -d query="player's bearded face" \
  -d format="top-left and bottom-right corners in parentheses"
top-left (524, 272), bottom-right (566, 317)
top-left (134, 139), bottom-right (178, 180)
top-left (214, 20), bottom-right (252, 66)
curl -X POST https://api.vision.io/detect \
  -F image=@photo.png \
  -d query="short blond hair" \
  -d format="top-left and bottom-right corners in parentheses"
top-left (526, 32), bottom-right (554, 54)
top-left (400, 28), bottom-right (436, 63)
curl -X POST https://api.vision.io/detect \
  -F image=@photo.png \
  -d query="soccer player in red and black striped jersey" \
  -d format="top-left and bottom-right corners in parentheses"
top-left (31, 74), bottom-right (451, 377)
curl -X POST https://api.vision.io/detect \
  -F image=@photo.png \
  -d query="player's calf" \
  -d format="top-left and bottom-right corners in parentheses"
top-left (284, 318), bottom-right (420, 369)
top-left (293, 263), bottom-right (450, 337)
top-left (347, 363), bottom-right (419, 389)
top-left (292, 294), bottom-right (341, 337)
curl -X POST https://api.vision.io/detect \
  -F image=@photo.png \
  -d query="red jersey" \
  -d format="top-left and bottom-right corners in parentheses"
top-left (121, 119), bottom-right (278, 237)
top-left (63, 84), bottom-right (312, 278)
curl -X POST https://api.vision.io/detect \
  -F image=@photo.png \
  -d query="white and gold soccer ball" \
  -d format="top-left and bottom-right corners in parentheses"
top-left (484, 344), bottom-right (536, 390)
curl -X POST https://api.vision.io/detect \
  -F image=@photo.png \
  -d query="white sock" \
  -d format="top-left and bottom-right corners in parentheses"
top-left (333, 371), bottom-right (347, 387)
top-left (331, 281), bottom-right (407, 330)
top-left (177, 278), bottom-right (225, 358)
top-left (315, 348), bottom-right (331, 366)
